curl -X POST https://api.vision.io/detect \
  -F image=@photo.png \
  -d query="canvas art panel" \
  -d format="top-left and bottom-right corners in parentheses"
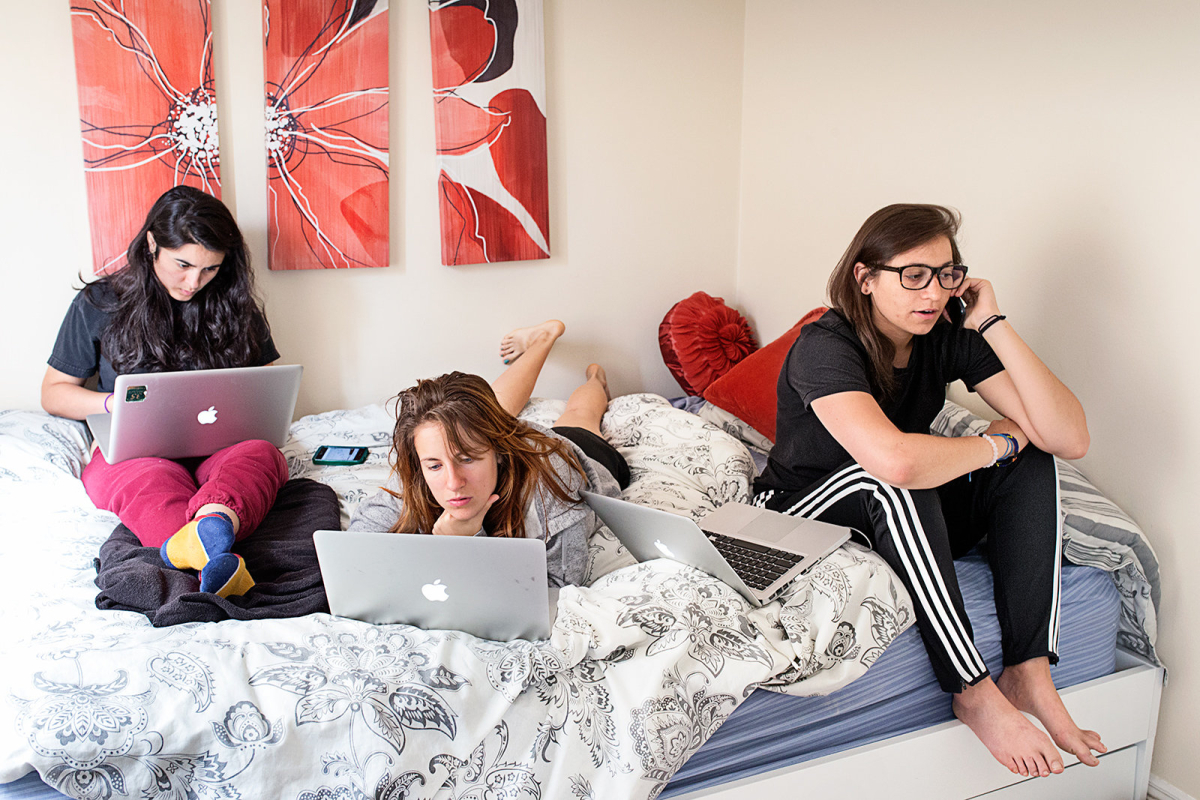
top-left (263, 0), bottom-right (390, 270)
top-left (70, 0), bottom-right (221, 275)
top-left (430, 0), bottom-right (550, 265)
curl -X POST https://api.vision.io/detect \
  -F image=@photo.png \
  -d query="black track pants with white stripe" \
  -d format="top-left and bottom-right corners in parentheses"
top-left (754, 446), bottom-right (1062, 693)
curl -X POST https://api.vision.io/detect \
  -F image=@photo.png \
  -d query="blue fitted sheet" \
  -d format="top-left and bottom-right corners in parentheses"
top-left (660, 553), bottom-right (1121, 797)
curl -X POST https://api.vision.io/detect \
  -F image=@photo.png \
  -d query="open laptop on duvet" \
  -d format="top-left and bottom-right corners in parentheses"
top-left (312, 531), bottom-right (557, 641)
top-left (582, 490), bottom-right (851, 606)
top-left (86, 364), bottom-right (302, 463)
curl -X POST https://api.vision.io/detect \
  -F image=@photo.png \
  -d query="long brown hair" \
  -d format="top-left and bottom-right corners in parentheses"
top-left (827, 204), bottom-right (963, 400)
top-left (387, 372), bottom-right (587, 538)
top-left (85, 185), bottom-right (270, 374)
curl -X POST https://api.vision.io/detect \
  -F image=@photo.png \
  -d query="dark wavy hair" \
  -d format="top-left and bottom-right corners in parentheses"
top-left (387, 372), bottom-right (586, 539)
top-left (827, 203), bottom-right (963, 400)
top-left (83, 185), bottom-right (270, 373)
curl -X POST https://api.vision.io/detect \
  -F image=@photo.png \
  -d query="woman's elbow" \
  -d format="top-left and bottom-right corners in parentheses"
top-left (39, 385), bottom-right (58, 416)
top-left (1035, 426), bottom-right (1089, 460)
top-left (865, 453), bottom-right (919, 488)
top-left (1056, 430), bottom-right (1090, 460)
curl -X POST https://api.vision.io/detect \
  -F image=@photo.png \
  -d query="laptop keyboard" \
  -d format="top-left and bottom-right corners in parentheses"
top-left (702, 531), bottom-right (805, 591)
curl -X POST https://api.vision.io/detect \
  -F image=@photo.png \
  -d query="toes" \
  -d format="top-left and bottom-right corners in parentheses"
top-left (1084, 730), bottom-right (1107, 754)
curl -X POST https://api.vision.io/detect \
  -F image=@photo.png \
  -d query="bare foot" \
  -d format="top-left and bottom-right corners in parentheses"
top-left (500, 320), bottom-right (565, 364)
top-left (998, 658), bottom-right (1107, 767)
top-left (585, 363), bottom-right (611, 400)
top-left (952, 677), bottom-right (1064, 777)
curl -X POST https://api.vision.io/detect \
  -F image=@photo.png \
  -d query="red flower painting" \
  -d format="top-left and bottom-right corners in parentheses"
top-left (430, 0), bottom-right (549, 265)
top-left (263, 0), bottom-right (390, 270)
top-left (70, 0), bottom-right (221, 274)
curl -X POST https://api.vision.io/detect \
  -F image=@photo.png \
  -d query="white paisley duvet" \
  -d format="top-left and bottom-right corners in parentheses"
top-left (0, 395), bottom-right (910, 800)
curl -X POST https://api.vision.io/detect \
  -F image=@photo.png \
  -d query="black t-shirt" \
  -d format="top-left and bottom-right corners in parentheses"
top-left (47, 283), bottom-right (280, 393)
top-left (756, 309), bottom-right (1004, 492)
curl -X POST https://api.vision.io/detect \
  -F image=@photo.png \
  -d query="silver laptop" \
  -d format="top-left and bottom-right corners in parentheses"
top-left (312, 530), bottom-right (556, 641)
top-left (86, 365), bottom-right (302, 463)
top-left (582, 491), bottom-right (851, 606)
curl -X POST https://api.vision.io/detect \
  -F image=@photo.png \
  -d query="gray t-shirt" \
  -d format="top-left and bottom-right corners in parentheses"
top-left (349, 423), bottom-right (621, 588)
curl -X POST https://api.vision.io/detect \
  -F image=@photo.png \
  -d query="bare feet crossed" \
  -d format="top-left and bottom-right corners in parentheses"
top-left (998, 658), bottom-right (1107, 767)
top-left (952, 677), bottom-right (1064, 778)
top-left (500, 320), bottom-right (565, 364)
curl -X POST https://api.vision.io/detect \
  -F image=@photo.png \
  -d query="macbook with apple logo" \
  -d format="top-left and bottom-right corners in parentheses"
top-left (581, 490), bottom-right (851, 607)
top-left (86, 364), bottom-right (302, 463)
top-left (311, 530), bottom-right (556, 641)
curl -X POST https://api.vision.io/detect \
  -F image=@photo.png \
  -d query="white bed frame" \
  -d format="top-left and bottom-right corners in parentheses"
top-left (677, 649), bottom-right (1164, 800)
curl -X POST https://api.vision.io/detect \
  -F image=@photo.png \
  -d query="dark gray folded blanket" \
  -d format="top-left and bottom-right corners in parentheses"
top-left (94, 478), bottom-right (338, 626)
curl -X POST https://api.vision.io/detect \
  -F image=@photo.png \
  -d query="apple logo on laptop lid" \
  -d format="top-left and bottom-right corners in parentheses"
top-left (197, 406), bottom-right (218, 425)
top-left (653, 539), bottom-right (676, 560)
top-left (422, 579), bottom-right (449, 602)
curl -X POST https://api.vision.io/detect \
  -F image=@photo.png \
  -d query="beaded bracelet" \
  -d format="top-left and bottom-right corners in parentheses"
top-left (978, 433), bottom-right (1000, 468)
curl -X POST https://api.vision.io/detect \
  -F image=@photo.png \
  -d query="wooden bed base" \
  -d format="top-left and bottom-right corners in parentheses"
top-left (677, 649), bottom-right (1164, 800)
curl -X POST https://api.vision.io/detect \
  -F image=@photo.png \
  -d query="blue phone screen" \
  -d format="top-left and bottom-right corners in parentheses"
top-left (321, 446), bottom-right (359, 460)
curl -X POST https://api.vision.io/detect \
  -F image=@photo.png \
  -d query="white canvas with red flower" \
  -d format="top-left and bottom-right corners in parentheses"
top-left (430, 0), bottom-right (550, 265)
top-left (70, 0), bottom-right (221, 275)
top-left (263, 0), bottom-right (390, 270)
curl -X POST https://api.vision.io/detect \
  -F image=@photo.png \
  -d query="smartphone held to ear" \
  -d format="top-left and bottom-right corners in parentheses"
top-left (946, 296), bottom-right (966, 328)
top-left (313, 445), bottom-right (370, 466)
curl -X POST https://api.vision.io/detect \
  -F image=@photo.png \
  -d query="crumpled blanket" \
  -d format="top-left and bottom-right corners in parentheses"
top-left (0, 402), bottom-right (913, 800)
top-left (93, 478), bottom-right (338, 626)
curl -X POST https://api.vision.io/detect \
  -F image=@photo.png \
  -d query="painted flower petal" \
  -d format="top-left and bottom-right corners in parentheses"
top-left (488, 89), bottom-right (549, 244)
top-left (437, 172), bottom-right (548, 265)
top-left (430, 4), bottom-right (495, 90)
top-left (434, 93), bottom-right (510, 155)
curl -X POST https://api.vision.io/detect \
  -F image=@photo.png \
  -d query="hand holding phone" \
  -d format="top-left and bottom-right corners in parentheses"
top-left (313, 445), bottom-right (369, 466)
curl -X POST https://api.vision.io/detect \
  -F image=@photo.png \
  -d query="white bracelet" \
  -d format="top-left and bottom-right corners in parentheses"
top-left (978, 433), bottom-right (999, 468)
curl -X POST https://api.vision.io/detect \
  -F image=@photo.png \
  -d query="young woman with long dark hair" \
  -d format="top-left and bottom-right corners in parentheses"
top-left (753, 204), bottom-right (1105, 777)
top-left (349, 321), bottom-right (629, 588)
top-left (42, 186), bottom-right (287, 598)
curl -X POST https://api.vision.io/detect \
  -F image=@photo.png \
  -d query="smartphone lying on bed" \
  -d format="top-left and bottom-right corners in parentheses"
top-left (313, 445), bottom-right (369, 466)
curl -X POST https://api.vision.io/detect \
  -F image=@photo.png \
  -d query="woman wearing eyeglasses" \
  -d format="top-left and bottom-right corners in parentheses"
top-left (753, 204), bottom-right (1103, 778)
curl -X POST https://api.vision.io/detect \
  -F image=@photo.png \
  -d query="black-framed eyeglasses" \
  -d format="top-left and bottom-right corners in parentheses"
top-left (868, 263), bottom-right (969, 290)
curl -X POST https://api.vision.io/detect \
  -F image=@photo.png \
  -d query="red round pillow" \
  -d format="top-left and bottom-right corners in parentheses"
top-left (658, 291), bottom-right (759, 396)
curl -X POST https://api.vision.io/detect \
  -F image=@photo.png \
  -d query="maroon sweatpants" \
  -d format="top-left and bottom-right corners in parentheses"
top-left (82, 439), bottom-right (289, 548)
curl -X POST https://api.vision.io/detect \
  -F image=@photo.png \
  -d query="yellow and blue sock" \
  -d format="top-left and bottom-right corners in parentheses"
top-left (161, 511), bottom-right (235, 572)
top-left (200, 553), bottom-right (256, 598)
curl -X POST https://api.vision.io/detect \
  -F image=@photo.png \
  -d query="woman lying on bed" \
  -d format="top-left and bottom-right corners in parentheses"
top-left (349, 320), bottom-right (629, 588)
top-left (752, 204), bottom-right (1105, 778)
top-left (40, 186), bottom-right (286, 599)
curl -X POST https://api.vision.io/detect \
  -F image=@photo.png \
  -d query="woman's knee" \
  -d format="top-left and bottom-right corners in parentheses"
top-left (1011, 444), bottom-right (1056, 482)
top-left (206, 439), bottom-right (289, 483)
top-left (243, 439), bottom-right (289, 480)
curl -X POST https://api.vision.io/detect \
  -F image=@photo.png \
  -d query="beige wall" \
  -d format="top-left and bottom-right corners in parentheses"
top-left (736, 0), bottom-right (1199, 792)
top-left (0, 0), bottom-right (746, 416)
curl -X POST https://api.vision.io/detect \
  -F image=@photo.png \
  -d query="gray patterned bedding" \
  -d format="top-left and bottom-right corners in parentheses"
top-left (0, 395), bottom-right (911, 800)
